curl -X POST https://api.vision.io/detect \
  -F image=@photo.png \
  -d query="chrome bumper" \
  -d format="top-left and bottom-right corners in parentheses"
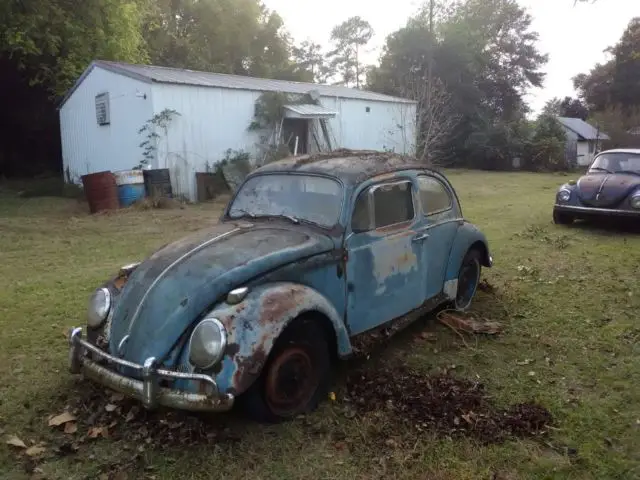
top-left (68, 327), bottom-right (234, 412)
top-left (554, 204), bottom-right (640, 218)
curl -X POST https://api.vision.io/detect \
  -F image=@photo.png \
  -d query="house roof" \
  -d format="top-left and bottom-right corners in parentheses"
top-left (59, 60), bottom-right (416, 108)
top-left (557, 116), bottom-right (610, 141)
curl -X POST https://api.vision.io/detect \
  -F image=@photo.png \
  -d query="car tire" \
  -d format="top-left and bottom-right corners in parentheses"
top-left (239, 319), bottom-right (332, 424)
top-left (553, 210), bottom-right (574, 225)
top-left (454, 249), bottom-right (482, 311)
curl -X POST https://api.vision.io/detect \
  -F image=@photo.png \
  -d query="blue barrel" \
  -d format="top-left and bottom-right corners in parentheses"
top-left (113, 169), bottom-right (146, 207)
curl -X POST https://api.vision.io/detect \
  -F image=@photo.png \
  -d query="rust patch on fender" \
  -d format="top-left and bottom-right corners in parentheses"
top-left (231, 347), bottom-right (267, 395)
top-left (258, 285), bottom-right (308, 325)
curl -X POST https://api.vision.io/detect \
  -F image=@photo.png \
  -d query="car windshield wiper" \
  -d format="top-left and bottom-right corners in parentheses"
top-left (589, 167), bottom-right (613, 173)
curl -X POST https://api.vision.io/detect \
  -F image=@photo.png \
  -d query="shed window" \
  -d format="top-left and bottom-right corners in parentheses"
top-left (417, 176), bottom-right (452, 215)
top-left (95, 92), bottom-right (110, 126)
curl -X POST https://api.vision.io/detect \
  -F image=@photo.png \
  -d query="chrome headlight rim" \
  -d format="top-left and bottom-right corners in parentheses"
top-left (188, 318), bottom-right (227, 370)
top-left (87, 287), bottom-right (112, 329)
top-left (557, 189), bottom-right (571, 202)
top-left (631, 194), bottom-right (640, 209)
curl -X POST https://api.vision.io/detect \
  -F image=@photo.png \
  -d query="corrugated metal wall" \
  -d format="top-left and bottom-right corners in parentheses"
top-left (151, 84), bottom-right (265, 201)
top-left (321, 97), bottom-right (417, 155)
top-left (151, 83), bottom-right (417, 201)
top-left (59, 67), bottom-right (153, 183)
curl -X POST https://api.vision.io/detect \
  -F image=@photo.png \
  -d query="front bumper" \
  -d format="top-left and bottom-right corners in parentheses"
top-left (554, 204), bottom-right (640, 218)
top-left (68, 327), bottom-right (234, 412)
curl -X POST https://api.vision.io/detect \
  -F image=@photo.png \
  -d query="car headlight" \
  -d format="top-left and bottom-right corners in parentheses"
top-left (87, 287), bottom-right (111, 328)
top-left (557, 189), bottom-right (571, 202)
top-left (631, 194), bottom-right (640, 209)
top-left (188, 318), bottom-right (227, 369)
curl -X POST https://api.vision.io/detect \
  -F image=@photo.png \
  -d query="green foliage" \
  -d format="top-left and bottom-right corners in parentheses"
top-left (0, 0), bottom-right (149, 97)
top-left (368, 0), bottom-right (548, 169)
top-left (328, 16), bottom-right (374, 87)
top-left (291, 41), bottom-right (329, 83)
top-left (144, 0), bottom-right (304, 81)
top-left (574, 17), bottom-right (640, 124)
top-left (589, 105), bottom-right (640, 149)
top-left (137, 108), bottom-right (180, 169)
top-left (525, 115), bottom-right (567, 171)
top-left (542, 96), bottom-right (589, 120)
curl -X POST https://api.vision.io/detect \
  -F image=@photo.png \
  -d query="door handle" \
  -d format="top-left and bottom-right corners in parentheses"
top-left (412, 232), bottom-right (429, 242)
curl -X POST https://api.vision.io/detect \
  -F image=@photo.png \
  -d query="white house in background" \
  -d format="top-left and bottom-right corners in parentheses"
top-left (58, 60), bottom-right (417, 201)
top-left (556, 116), bottom-right (610, 167)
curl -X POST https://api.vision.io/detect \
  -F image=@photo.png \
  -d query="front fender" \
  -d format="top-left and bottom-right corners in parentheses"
top-left (200, 282), bottom-right (352, 396)
top-left (445, 222), bottom-right (492, 282)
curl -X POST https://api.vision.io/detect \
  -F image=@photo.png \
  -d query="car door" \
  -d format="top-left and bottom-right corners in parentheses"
top-left (416, 174), bottom-right (461, 299)
top-left (344, 177), bottom-right (429, 336)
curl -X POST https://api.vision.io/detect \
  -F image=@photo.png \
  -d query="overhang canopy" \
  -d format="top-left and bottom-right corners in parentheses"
top-left (283, 104), bottom-right (337, 119)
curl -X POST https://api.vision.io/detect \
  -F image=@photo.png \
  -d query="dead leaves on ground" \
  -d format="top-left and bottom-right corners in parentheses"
top-left (48, 411), bottom-right (76, 427)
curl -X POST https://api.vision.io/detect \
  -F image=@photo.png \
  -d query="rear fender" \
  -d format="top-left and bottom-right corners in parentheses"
top-left (443, 222), bottom-right (492, 296)
top-left (203, 282), bottom-right (352, 396)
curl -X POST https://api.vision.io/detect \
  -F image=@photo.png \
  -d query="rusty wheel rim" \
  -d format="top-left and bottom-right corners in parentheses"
top-left (265, 347), bottom-right (318, 417)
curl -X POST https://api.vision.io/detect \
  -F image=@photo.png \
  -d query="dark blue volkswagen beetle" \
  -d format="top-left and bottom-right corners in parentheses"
top-left (553, 149), bottom-right (640, 224)
top-left (69, 150), bottom-right (492, 423)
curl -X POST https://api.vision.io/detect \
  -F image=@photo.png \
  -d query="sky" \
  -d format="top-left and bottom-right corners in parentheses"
top-left (263, 0), bottom-right (640, 114)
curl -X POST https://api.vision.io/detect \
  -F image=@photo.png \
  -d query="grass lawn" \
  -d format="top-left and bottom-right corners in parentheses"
top-left (1, 170), bottom-right (639, 480)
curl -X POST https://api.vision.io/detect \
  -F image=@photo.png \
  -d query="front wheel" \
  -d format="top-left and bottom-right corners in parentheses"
top-left (239, 320), bottom-right (331, 423)
top-left (553, 210), bottom-right (574, 225)
top-left (455, 249), bottom-right (482, 311)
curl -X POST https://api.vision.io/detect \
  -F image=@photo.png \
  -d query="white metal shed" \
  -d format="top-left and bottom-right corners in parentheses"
top-left (59, 60), bottom-right (417, 201)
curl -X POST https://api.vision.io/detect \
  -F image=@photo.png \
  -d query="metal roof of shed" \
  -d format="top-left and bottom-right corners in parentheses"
top-left (60, 60), bottom-right (416, 108)
top-left (557, 117), bottom-right (610, 141)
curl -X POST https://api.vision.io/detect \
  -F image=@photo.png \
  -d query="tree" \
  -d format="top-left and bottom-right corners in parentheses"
top-left (0, 0), bottom-right (149, 97)
top-left (292, 41), bottom-right (332, 83)
top-left (144, 0), bottom-right (304, 80)
top-left (526, 115), bottom-right (567, 171)
top-left (574, 18), bottom-right (640, 114)
top-left (328, 16), bottom-right (374, 88)
top-left (542, 96), bottom-right (588, 119)
top-left (368, 0), bottom-right (547, 168)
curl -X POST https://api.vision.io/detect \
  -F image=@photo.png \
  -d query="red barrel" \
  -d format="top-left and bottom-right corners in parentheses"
top-left (81, 171), bottom-right (119, 214)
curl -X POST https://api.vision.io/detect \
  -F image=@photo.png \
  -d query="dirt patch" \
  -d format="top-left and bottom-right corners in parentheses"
top-left (345, 365), bottom-right (552, 445)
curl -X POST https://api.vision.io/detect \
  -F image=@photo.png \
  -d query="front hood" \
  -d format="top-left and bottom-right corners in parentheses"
top-left (108, 221), bottom-right (333, 365)
top-left (577, 173), bottom-right (640, 207)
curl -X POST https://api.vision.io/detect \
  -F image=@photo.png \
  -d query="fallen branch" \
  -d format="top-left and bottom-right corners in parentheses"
top-left (437, 310), bottom-right (502, 336)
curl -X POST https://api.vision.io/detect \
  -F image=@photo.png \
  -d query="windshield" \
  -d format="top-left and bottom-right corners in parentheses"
top-left (589, 152), bottom-right (640, 175)
top-left (228, 174), bottom-right (343, 228)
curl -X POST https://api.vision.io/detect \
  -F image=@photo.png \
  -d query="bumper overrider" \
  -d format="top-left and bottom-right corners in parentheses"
top-left (68, 327), bottom-right (234, 412)
top-left (554, 204), bottom-right (640, 218)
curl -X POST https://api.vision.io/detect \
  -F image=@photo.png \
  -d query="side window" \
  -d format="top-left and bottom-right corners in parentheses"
top-left (418, 176), bottom-right (452, 215)
top-left (372, 181), bottom-right (414, 228)
top-left (350, 181), bottom-right (415, 232)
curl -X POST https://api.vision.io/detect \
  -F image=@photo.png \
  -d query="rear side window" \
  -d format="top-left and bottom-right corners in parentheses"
top-left (417, 176), bottom-right (452, 215)
top-left (373, 181), bottom-right (414, 228)
top-left (351, 180), bottom-right (415, 232)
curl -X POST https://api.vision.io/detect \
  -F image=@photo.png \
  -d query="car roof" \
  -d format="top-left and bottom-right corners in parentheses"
top-left (598, 148), bottom-right (640, 155)
top-left (252, 149), bottom-right (437, 186)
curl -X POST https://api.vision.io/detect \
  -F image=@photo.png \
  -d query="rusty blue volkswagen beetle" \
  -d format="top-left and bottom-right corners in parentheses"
top-left (69, 150), bottom-right (492, 423)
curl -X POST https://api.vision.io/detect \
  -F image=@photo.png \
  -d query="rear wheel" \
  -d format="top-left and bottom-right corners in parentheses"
top-left (240, 319), bottom-right (331, 423)
top-left (553, 210), bottom-right (574, 225)
top-left (455, 249), bottom-right (482, 311)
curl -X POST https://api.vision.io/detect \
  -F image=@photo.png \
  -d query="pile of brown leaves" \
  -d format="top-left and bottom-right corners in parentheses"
top-left (345, 365), bottom-right (552, 444)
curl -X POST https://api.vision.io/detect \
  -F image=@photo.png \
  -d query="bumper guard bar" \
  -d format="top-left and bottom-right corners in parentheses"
top-left (68, 327), bottom-right (234, 412)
